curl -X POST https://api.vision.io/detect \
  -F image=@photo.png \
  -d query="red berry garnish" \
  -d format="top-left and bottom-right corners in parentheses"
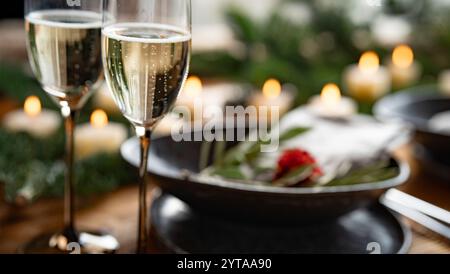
top-left (274, 148), bottom-right (323, 185)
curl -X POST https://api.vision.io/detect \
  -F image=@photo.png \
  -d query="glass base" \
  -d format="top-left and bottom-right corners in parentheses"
top-left (19, 230), bottom-right (120, 254)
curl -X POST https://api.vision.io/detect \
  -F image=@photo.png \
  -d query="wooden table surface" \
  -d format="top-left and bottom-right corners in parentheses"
top-left (0, 100), bottom-right (449, 254)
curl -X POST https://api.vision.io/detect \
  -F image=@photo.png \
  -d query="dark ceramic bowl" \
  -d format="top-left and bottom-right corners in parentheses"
top-left (121, 127), bottom-right (409, 223)
top-left (374, 86), bottom-right (450, 160)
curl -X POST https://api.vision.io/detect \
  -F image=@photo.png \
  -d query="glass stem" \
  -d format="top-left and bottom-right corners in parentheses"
top-left (63, 108), bottom-right (78, 242)
top-left (137, 128), bottom-right (151, 254)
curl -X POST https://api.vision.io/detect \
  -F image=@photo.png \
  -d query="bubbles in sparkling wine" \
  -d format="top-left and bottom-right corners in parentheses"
top-left (25, 10), bottom-right (103, 108)
top-left (102, 23), bottom-right (191, 128)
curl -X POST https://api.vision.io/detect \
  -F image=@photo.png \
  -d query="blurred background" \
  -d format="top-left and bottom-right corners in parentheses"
top-left (3, 0), bottom-right (450, 99)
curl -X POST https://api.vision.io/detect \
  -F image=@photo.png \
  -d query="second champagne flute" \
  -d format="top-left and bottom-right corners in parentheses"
top-left (24, 0), bottom-right (119, 253)
top-left (102, 0), bottom-right (192, 253)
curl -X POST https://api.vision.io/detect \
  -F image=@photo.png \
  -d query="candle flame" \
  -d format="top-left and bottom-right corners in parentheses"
top-left (24, 96), bottom-right (42, 117)
top-left (262, 79), bottom-right (282, 98)
top-left (392, 44), bottom-right (414, 69)
top-left (321, 83), bottom-right (341, 105)
top-left (358, 51), bottom-right (380, 74)
top-left (90, 109), bottom-right (109, 128)
top-left (184, 76), bottom-right (203, 97)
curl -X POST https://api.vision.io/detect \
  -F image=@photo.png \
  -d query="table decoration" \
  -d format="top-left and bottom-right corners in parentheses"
top-left (247, 78), bottom-right (294, 120)
top-left (0, 62), bottom-right (135, 205)
top-left (122, 134), bottom-right (408, 222)
top-left (202, 109), bottom-right (404, 188)
top-left (343, 51), bottom-right (391, 103)
top-left (387, 45), bottom-right (421, 89)
top-left (307, 83), bottom-right (357, 119)
top-left (2, 95), bottom-right (60, 138)
top-left (176, 76), bottom-right (248, 121)
top-left (0, 125), bottom-right (136, 205)
top-left (121, 106), bottom-right (409, 221)
top-left (190, 1), bottom-right (450, 115)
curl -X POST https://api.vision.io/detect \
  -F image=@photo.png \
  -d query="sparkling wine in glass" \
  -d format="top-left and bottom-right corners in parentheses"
top-left (102, 0), bottom-right (191, 253)
top-left (24, 0), bottom-right (119, 254)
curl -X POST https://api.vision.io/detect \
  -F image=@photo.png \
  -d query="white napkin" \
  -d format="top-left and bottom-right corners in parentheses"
top-left (265, 108), bottom-right (411, 176)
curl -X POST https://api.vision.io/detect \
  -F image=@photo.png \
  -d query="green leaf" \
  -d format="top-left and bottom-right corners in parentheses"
top-left (212, 141), bottom-right (227, 167)
top-left (253, 165), bottom-right (275, 175)
top-left (225, 7), bottom-right (262, 44)
top-left (245, 127), bottom-right (310, 161)
top-left (210, 166), bottom-right (247, 180)
top-left (221, 143), bottom-right (251, 166)
top-left (216, 127), bottom-right (310, 168)
top-left (272, 165), bottom-right (314, 187)
top-left (325, 161), bottom-right (399, 187)
top-left (199, 141), bottom-right (213, 171)
top-left (191, 51), bottom-right (243, 79)
top-left (279, 127), bottom-right (310, 142)
top-left (0, 127), bottom-right (136, 203)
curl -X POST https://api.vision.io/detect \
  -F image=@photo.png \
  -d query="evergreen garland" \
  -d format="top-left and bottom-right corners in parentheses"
top-left (191, 0), bottom-right (450, 105)
top-left (0, 64), bottom-right (136, 204)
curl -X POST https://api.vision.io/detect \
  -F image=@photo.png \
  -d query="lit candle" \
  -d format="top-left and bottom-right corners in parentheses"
top-left (308, 83), bottom-right (357, 119)
top-left (176, 76), bottom-right (243, 121)
top-left (388, 45), bottom-right (421, 89)
top-left (248, 78), bottom-right (294, 119)
top-left (343, 51), bottom-right (391, 103)
top-left (2, 96), bottom-right (60, 138)
top-left (75, 109), bottom-right (128, 160)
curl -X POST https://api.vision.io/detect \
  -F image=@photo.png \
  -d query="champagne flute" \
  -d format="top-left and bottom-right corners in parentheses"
top-left (102, 0), bottom-right (191, 253)
top-left (24, 0), bottom-right (119, 253)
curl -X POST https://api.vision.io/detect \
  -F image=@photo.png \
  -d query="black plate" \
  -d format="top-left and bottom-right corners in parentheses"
top-left (122, 130), bottom-right (409, 222)
top-left (151, 192), bottom-right (411, 254)
top-left (374, 86), bottom-right (450, 159)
